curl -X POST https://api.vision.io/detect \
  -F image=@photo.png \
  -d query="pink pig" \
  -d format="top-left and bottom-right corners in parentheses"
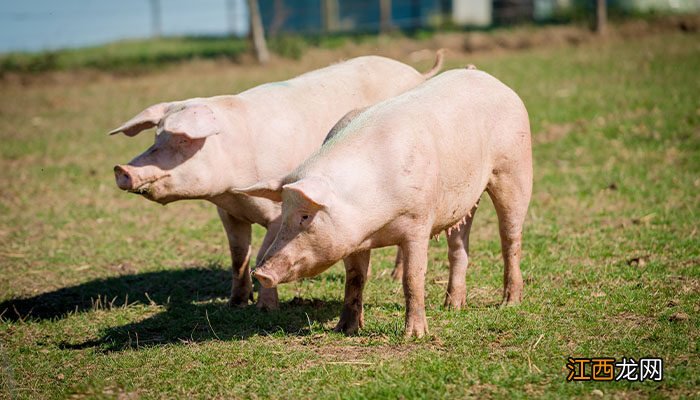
top-left (238, 67), bottom-right (532, 337)
top-left (111, 53), bottom-right (444, 310)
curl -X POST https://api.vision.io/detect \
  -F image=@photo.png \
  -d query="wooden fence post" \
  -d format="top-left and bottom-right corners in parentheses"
top-left (247, 0), bottom-right (270, 64)
top-left (380, 0), bottom-right (393, 33)
top-left (322, 0), bottom-right (340, 33)
top-left (595, 0), bottom-right (607, 35)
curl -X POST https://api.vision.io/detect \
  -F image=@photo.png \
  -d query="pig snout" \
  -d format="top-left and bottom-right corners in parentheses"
top-left (252, 268), bottom-right (280, 288)
top-left (253, 255), bottom-right (293, 288)
top-left (114, 164), bottom-right (167, 193)
top-left (114, 165), bottom-right (136, 190)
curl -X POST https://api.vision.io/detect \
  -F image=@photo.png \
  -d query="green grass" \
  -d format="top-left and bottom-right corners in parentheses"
top-left (0, 32), bottom-right (386, 74)
top-left (1, 31), bottom-right (699, 399)
top-left (0, 36), bottom-right (250, 74)
top-left (0, 14), bottom-right (690, 75)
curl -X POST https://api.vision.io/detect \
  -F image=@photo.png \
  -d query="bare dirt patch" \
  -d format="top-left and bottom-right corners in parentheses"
top-left (289, 339), bottom-right (420, 370)
top-left (536, 122), bottom-right (576, 144)
top-left (606, 311), bottom-right (657, 327)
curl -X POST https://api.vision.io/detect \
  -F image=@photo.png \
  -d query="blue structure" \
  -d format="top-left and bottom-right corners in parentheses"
top-left (259, 0), bottom-right (450, 34)
top-left (257, 0), bottom-right (547, 34)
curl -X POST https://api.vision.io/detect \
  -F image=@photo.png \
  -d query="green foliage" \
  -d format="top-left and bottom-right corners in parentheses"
top-left (0, 32), bottom-right (383, 73)
top-left (268, 35), bottom-right (309, 60)
top-left (0, 36), bottom-right (249, 74)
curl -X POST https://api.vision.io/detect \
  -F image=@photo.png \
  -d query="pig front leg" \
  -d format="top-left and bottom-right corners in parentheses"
top-left (254, 223), bottom-right (281, 310)
top-left (334, 250), bottom-right (371, 335)
top-left (400, 239), bottom-right (430, 338)
top-left (218, 208), bottom-right (253, 307)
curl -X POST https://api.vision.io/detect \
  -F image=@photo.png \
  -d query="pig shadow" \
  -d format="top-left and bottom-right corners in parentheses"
top-left (0, 263), bottom-right (342, 352)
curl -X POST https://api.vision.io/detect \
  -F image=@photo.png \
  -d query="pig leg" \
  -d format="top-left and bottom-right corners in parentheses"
top-left (218, 208), bottom-right (253, 307)
top-left (487, 170), bottom-right (532, 306)
top-left (444, 205), bottom-right (478, 310)
top-left (390, 247), bottom-right (404, 280)
top-left (254, 224), bottom-right (281, 310)
top-left (401, 239), bottom-right (430, 338)
top-left (334, 250), bottom-right (371, 335)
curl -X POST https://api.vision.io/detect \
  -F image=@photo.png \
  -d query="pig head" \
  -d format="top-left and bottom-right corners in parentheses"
top-left (236, 174), bottom-right (371, 288)
top-left (111, 100), bottom-right (244, 204)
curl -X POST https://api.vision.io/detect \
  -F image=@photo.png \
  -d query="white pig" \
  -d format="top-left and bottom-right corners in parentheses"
top-left (237, 67), bottom-right (532, 337)
top-left (111, 52), bottom-right (445, 310)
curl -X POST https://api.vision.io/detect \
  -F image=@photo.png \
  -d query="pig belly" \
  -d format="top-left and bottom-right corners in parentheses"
top-left (430, 129), bottom-right (491, 235)
top-left (431, 182), bottom-right (485, 236)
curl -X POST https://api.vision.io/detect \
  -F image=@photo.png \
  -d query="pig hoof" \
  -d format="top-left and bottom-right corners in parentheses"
top-left (256, 299), bottom-right (280, 311)
top-left (256, 288), bottom-right (280, 311)
top-left (333, 320), bottom-right (360, 335)
top-left (443, 296), bottom-right (466, 311)
top-left (390, 267), bottom-right (403, 281)
top-left (334, 308), bottom-right (364, 335)
top-left (500, 292), bottom-right (522, 307)
top-left (228, 297), bottom-right (250, 308)
top-left (404, 318), bottom-right (428, 339)
top-left (228, 290), bottom-right (253, 308)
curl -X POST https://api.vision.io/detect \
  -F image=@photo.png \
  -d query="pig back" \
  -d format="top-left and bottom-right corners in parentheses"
top-left (430, 69), bottom-right (529, 229)
top-left (367, 68), bottom-right (529, 230)
top-left (235, 56), bottom-right (426, 184)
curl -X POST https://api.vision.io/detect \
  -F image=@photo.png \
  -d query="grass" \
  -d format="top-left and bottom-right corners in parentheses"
top-left (1, 13), bottom-right (690, 75)
top-left (0, 36), bottom-right (250, 74)
top-left (0, 32), bottom-right (388, 74)
top-left (1, 29), bottom-right (699, 398)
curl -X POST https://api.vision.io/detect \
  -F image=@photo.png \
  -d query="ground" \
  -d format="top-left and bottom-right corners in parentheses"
top-left (0, 25), bottom-right (699, 399)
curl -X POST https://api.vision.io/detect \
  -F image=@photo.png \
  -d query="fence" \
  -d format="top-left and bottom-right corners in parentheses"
top-left (2, 0), bottom-right (697, 53)
top-left (255, 0), bottom-right (699, 36)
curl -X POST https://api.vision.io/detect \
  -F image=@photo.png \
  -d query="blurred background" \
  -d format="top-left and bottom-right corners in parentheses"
top-left (2, 0), bottom-right (699, 69)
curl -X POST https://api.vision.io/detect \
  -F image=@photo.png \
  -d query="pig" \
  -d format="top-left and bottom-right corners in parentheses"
top-left (237, 67), bottom-right (532, 337)
top-left (110, 52), bottom-right (445, 310)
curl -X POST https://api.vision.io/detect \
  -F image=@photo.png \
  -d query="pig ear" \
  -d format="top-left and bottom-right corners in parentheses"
top-left (282, 177), bottom-right (331, 209)
top-left (108, 102), bottom-right (169, 137)
top-left (232, 178), bottom-right (284, 202)
top-left (163, 104), bottom-right (220, 139)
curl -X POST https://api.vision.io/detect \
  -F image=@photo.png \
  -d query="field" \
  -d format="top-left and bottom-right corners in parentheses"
top-left (1, 25), bottom-right (699, 398)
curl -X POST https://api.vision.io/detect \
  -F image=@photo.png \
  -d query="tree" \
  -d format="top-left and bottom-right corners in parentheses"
top-left (322, 0), bottom-right (340, 33)
top-left (595, 0), bottom-right (607, 35)
top-left (149, 0), bottom-right (162, 38)
top-left (380, 0), bottom-right (393, 33)
top-left (247, 0), bottom-right (270, 64)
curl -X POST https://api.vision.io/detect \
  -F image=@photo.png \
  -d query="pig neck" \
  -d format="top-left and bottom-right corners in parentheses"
top-left (207, 156), bottom-right (282, 227)
top-left (209, 191), bottom-right (281, 228)
top-left (302, 128), bottom-right (398, 252)
top-left (205, 98), bottom-right (282, 228)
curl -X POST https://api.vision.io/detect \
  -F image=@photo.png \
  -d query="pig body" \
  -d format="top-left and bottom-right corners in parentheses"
top-left (242, 68), bottom-right (532, 336)
top-left (111, 54), bottom-right (444, 309)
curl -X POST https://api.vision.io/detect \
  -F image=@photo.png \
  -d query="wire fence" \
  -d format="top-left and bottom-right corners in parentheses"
top-left (258, 0), bottom-right (540, 35)
top-left (1, 0), bottom-right (697, 53)
top-left (254, 0), bottom-right (698, 36)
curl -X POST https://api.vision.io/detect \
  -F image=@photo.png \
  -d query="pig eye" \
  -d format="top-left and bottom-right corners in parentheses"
top-left (300, 215), bottom-right (310, 225)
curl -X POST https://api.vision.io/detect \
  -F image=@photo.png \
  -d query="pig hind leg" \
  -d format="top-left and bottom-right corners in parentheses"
top-left (486, 164), bottom-right (532, 306)
top-left (334, 250), bottom-right (371, 335)
top-left (390, 247), bottom-right (404, 280)
top-left (444, 203), bottom-right (478, 310)
top-left (218, 208), bottom-right (254, 307)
